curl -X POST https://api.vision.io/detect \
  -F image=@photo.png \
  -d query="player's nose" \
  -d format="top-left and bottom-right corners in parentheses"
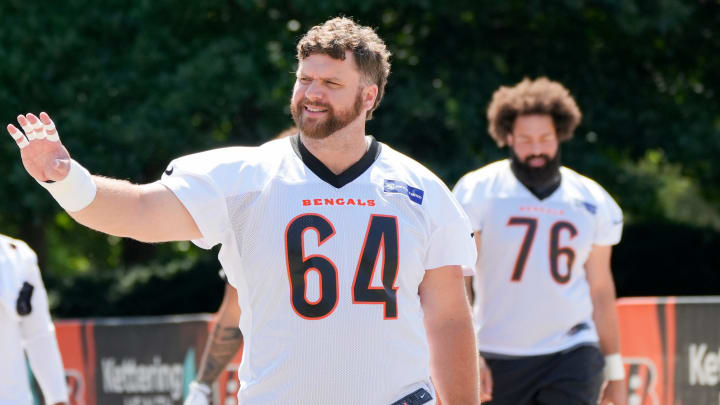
top-left (304, 81), bottom-right (324, 101)
top-left (529, 141), bottom-right (543, 154)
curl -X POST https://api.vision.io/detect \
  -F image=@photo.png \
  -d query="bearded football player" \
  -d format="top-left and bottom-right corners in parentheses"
top-left (8, 17), bottom-right (479, 405)
top-left (453, 77), bottom-right (627, 405)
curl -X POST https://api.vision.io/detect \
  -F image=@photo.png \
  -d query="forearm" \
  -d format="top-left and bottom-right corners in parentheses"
top-left (592, 287), bottom-right (621, 355)
top-left (68, 176), bottom-right (200, 242)
top-left (68, 175), bottom-right (145, 238)
top-left (196, 320), bottom-right (244, 384)
top-left (585, 246), bottom-right (622, 355)
top-left (592, 287), bottom-right (628, 403)
top-left (426, 317), bottom-right (479, 404)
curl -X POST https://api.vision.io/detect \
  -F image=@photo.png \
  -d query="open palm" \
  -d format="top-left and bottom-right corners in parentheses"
top-left (7, 112), bottom-right (71, 182)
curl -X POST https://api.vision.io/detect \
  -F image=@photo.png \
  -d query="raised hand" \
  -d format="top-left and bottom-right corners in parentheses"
top-left (7, 112), bottom-right (71, 182)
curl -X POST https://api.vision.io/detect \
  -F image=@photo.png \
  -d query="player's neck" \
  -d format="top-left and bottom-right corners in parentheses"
top-left (300, 121), bottom-right (369, 175)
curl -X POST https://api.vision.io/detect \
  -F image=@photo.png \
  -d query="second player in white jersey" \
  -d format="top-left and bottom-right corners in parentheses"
top-left (453, 77), bottom-right (627, 405)
top-left (161, 135), bottom-right (475, 404)
top-left (454, 160), bottom-right (622, 355)
top-left (0, 234), bottom-right (69, 405)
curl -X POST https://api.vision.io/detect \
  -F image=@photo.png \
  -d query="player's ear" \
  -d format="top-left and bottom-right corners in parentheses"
top-left (362, 84), bottom-right (378, 110)
top-left (506, 135), bottom-right (514, 147)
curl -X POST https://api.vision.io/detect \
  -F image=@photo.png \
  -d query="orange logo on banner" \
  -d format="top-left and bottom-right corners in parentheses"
top-left (65, 370), bottom-right (85, 405)
top-left (623, 357), bottom-right (659, 405)
top-left (617, 297), bottom-right (676, 405)
top-left (55, 321), bottom-right (95, 405)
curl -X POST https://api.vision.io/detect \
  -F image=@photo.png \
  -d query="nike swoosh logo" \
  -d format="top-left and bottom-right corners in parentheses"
top-left (164, 166), bottom-right (174, 176)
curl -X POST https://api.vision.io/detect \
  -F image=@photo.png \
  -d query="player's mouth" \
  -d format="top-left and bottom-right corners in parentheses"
top-left (303, 104), bottom-right (329, 117)
top-left (526, 156), bottom-right (549, 168)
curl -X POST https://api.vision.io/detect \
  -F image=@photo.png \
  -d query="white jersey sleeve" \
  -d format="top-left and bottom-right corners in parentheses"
top-left (159, 147), bottom-right (251, 249)
top-left (423, 179), bottom-right (476, 271)
top-left (587, 181), bottom-right (623, 246)
top-left (16, 242), bottom-right (69, 405)
top-left (452, 168), bottom-right (490, 233)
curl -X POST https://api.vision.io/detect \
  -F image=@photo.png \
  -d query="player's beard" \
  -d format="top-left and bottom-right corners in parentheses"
top-left (509, 148), bottom-right (562, 193)
top-left (290, 89), bottom-right (364, 140)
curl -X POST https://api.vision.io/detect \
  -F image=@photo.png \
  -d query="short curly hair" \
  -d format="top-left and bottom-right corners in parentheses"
top-left (297, 17), bottom-right (391, 120)
top-left (486, 77), bottom-right (582, 147)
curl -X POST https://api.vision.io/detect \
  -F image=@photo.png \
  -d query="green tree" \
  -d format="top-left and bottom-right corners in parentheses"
top-left (0, 0), bottom-right (718, 314)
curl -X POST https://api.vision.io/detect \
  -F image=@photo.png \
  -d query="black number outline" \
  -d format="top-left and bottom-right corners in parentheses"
top-left (505, 216), bottom-right (578, 283)
top-left (352, 215), bottom-right (400, 319)
top-left (549, 221), bottom-right (578, 284)
top-left (507, 217), bottom-right (538, 282)
top-left (285, 213), bottom-right (400, 320)
top-left (285, 213), bottom-right (339, 320)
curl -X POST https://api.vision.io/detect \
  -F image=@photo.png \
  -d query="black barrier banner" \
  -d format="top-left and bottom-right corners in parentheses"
top-left (618, 297), bottom-right (720, 405)
top-left (34, 298), bottom-right (720, 405)
top-left (92, 316), bottom-right (208, 405)
top-left (673, 297), bottom-right (720, 404)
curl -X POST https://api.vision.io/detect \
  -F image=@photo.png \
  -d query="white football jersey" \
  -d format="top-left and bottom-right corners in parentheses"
top-left (453, 159), bottom-right (623, 356)
top-left (160, 136), bottom-right (476, 405)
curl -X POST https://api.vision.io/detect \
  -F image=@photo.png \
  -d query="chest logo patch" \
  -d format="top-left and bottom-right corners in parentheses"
top-left (383, 179), bottom-right (424, 205)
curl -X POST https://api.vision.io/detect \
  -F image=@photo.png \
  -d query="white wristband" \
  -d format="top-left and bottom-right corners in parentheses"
top-left (37, 159), bottom-right (97, 212)
top-left (189, 381), bottom-right (212, 397)
top-left (604, 353), bottom-right (625, 381)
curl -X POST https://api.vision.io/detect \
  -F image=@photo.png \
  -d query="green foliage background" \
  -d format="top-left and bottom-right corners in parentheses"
top-left (1, 0), bottom-right (718, 316)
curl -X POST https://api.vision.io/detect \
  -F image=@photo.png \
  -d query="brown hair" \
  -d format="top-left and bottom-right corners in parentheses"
top-left (486, 77), bottom-right (582, 146)
top-left (297, 17), bottom-right (391, 119)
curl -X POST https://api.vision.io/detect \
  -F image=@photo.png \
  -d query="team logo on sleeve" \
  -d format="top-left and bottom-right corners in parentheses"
top-left (574, 199), bottom-right (597, 215)
top-left (383, 180), bottom-right (424, 205)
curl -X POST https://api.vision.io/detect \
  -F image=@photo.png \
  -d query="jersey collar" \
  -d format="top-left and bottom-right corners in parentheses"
top-left (291, 134), bottom-right (381, 189)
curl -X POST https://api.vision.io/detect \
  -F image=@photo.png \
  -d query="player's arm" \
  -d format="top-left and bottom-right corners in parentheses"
top-left (585, 244), bottom-right (628, 405)
top-left (7, 113), bottom-right (201, 242)
top-left (19, 263), bottom-right (69, 405)
top-left (419, 265), bottom-right (479, 405)
top-left (467, 231), bottom-right (493, 402)
top-left (186, 283), bottom-right (243, 405)
top-left (72, 176), bottom-right (201, 242)
top-left (196, 283), bottom-right (243, 384)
